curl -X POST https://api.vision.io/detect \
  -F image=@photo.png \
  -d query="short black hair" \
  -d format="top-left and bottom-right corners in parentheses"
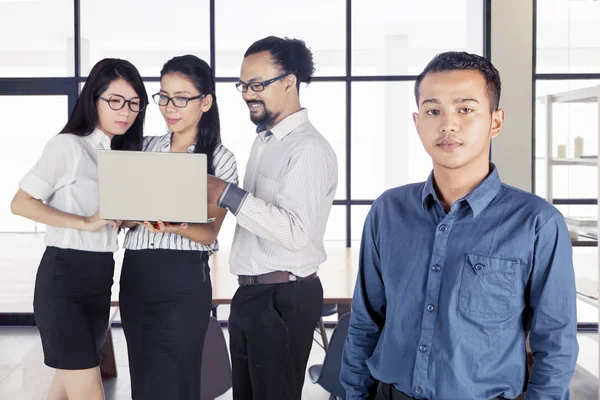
top-left (414, 51), bottom-right (501, 112)
top-left (244, 36), bottom-right (315, 91)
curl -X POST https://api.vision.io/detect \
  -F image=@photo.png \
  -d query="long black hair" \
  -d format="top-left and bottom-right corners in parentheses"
top-left (160, 55), bottom-right (221, 175)
top-left (60, 58), bottom-right (147, 150)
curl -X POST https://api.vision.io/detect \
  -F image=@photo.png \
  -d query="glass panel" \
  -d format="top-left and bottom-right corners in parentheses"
top-left (537, 0), bottom-right (600, 73)
top-left (351, 82), bottom-right (431, 199)
top-left (351, 205), bottom-right (372, 243)
top-left (324, 204), bottom-right (346, 245)
top-left (301, 82), bottom-right (346, 200)
top-left (534, 80), bottom-right (600, 198)
top-left (215, 0), bottom-right (345, 77)
top-left (572, 246), bottom-right (599, 324)
top-left (142, 81), bottom-right (167, 137)
top-left (0, 96), bottom-right (69, 232)
top-left (81, 0), bottom-right (210, 77)
top-left (352, 0), bottom-right (484, 75)
top-left (0, 0), bottom-right (74, 76)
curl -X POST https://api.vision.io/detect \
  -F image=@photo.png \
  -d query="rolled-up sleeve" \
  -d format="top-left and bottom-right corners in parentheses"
top-left (19, 134), bottom-right (78, 201)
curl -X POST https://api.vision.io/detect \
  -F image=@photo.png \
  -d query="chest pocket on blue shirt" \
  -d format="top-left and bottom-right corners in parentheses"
top-left (459, 253), bottom-right (519, 319)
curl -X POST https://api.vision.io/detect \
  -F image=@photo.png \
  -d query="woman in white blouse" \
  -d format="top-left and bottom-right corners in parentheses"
top-left (120, 55), bottom-right (238, 400)
top-left (10, 59), bottom-right (147, 400)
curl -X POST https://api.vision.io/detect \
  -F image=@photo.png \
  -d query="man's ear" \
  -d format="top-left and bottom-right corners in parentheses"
top-left (490, 108), bottom-right (504, 139)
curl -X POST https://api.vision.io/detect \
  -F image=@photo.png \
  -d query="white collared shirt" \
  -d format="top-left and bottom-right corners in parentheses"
top-left (19, 128), bottom-right (118, 252)
top-left (228, 109), bottom-right (338, 277)
top-left (123, 133), bottom-right (239, 252)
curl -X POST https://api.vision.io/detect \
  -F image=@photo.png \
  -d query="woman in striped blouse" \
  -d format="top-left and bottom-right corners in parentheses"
top-left (119, 55), bottom-right (238, 400)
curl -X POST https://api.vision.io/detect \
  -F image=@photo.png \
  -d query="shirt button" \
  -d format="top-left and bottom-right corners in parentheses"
top-left (427, 304), bottom-right (435, 312)
top-left (419, 344), bottom-right (428, 352)
top-left (150, 242), bottom-right (154, 247)
top-left (438, 224), bottom-right (448, 232)
top-left (474, 263), bottom-right (484, 271)
top-left (415, 386), bottom-right (422, 394)
top-left (431, 264), bottom-right (441, 271)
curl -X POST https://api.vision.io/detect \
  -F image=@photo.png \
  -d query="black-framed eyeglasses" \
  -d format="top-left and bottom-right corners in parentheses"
top-left (153, 93), bottom-right (207, 108)
top-left (98, 95), bottom-right (145, 112)
top-left (235, 73), bottom-right (288, 93)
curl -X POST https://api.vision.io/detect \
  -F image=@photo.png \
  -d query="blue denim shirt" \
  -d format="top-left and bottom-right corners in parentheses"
top-left (341, 166), bottom-right (578, 400)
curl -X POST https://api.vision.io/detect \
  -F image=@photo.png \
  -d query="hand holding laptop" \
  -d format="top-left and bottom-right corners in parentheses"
top-left (83, 211), bottom-right (122, 231)
top-left (136, 220), bottom-right (189, 233)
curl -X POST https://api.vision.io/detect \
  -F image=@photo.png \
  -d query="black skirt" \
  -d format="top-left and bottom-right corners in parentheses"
top-left (119, 248), bottom-right (212, 400)
top-left (33, 246), bottom-right (114, 369)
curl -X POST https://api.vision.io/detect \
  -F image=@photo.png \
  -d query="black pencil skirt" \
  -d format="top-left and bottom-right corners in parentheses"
top-left (33, 246), bottom-right (115, 370)
top-left (119, 248), bottom-right (212, 400)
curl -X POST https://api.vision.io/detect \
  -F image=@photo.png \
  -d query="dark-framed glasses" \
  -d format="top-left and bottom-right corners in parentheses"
top-left (153, 93), bottom-right (207, 108)
top-left (235, 73), bottom-right (288, 93)
top-left (98, 95), bottom-right (145, 112)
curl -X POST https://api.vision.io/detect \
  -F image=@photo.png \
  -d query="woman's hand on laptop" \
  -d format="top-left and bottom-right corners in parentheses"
top-left (81, 212), bottom-right (122, 232)
top-left (140, 220), bottom-right (189, 234)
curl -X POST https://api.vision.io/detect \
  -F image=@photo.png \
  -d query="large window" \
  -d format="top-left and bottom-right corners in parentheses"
top-left (534, 0), bottom-right (600, 328)
top-left (536, 0), bottom-right (600, 74)
top-left (0, 0), bottom-right (485, 247)
top-left (0, 0), bottom-right (74, 77)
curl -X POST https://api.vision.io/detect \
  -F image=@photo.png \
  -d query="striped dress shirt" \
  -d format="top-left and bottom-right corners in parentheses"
top-left (124, 133), bottom-right (238, 252)
top-left (219, 109), bottom-right (338, 277)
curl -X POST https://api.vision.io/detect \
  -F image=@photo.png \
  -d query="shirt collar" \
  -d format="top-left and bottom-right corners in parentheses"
top-left (421, 163), bottom-right (502, 217)
top-left (165, 132), bottom-right (196, 153)
top-left (89, 128), bottom-right (112, 150)
top-left (256, 108), bottom-right (309, 141)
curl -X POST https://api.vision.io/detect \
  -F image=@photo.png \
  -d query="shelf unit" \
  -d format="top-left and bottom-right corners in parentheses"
top-left (539, 85), bottom-right (600, 247)
top-left (538, 85), bottom-right (600, 331)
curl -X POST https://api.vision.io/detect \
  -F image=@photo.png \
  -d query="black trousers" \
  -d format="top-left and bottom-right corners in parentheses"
top-left (119, 249), bottom-right (212, 400)
top-left (229, 277), bottom-right (323, 400)
top-left (375, 383), bottom-right (415, 400)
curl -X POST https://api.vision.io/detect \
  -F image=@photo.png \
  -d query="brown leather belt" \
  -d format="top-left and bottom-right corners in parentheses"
top-left (238, 271), bottom-right (318, 286)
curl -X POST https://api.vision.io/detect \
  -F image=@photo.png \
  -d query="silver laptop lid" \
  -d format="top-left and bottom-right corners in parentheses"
top-left (97, 150), bottom-right (208, 223)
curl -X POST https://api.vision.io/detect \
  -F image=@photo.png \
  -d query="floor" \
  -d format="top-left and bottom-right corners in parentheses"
top-left (0, 325), bottom-right (599, 399)
top-left (0, 322), bottom-right (335, 400)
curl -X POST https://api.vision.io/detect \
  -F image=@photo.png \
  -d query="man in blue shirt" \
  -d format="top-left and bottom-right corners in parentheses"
top-left (340, 51), bottom-right (579, 400)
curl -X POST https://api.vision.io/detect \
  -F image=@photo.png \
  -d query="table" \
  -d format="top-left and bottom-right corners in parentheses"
top-left (103, 246), bottom-right (360, 377)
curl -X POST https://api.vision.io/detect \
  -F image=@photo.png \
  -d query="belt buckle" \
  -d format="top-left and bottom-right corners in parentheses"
top-left (251, 275), bottom-right (260, 285)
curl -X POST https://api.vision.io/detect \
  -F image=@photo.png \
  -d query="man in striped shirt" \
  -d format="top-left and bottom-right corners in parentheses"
top-left (207, 36), bottom-right (338, 400)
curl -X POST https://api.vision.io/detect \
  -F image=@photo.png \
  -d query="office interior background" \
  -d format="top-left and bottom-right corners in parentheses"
top-left (1, 0), bottom-right (600, 398)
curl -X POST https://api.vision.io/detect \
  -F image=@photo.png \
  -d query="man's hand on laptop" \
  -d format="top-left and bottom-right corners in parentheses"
top-left (207, 174), bottom-right (227, 204)
top-left (138, 220), bottom-right (189, 234)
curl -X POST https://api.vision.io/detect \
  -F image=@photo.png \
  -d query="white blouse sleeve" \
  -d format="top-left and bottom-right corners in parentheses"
top-left (19, 134), bottom-right (80, 202)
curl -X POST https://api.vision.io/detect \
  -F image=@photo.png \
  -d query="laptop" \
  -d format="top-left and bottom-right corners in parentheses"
top-left (97, 150), bottom-right (209, 223)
